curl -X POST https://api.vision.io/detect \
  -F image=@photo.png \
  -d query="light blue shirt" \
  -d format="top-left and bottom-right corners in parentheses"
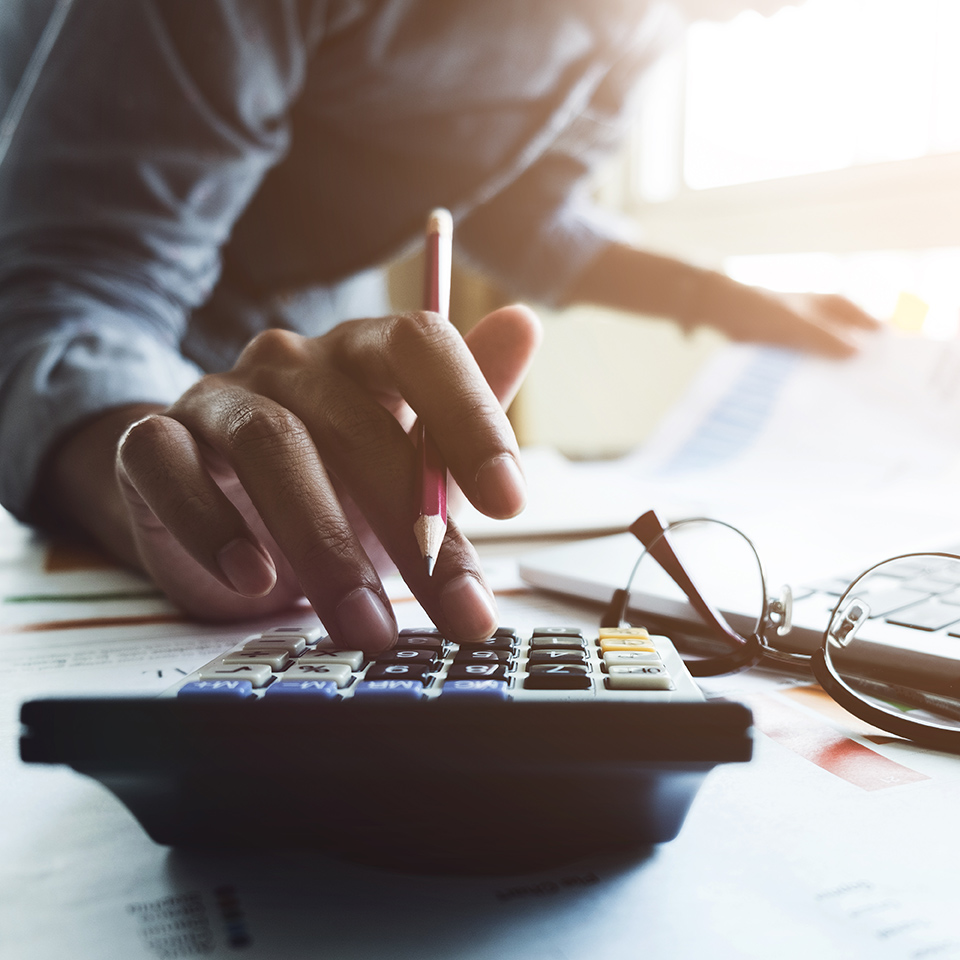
top-left (0, 0), bottom-right (670, 519)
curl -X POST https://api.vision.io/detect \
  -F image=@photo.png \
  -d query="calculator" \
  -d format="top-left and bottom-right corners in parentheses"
top-left (20, 624), bottom-right (752, 873)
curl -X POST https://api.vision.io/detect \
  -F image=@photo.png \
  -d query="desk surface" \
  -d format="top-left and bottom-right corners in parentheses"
top-left (2, 518), bottom-right (959, 959)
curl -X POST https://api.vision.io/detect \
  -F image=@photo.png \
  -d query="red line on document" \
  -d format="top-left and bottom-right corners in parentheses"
top-left (749, 692), bottom-right (930, 791)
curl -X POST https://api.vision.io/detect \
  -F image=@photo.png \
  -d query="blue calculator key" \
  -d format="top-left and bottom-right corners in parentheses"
top-left (441, 680), bottom-right (509, 699)
top-left (177, 680), bottom-right (253, 698)
top-left (262, 680), bottom-right (338, 699)
top-left (352, 680), bottom-right (423, 700)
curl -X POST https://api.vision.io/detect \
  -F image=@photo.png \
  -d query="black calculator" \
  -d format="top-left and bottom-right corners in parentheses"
top-left (20, 623), bottom-right (752, 873)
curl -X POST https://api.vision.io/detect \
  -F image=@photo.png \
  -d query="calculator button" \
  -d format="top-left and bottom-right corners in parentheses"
top-left (493, 627), bottom-right (520, 641)
top-left (607, 664), bottom-right (673, 690)
top-left (599, 638), bottom-right (657, 653)
top-left (365, 663), bottom-right (431, 683)
top-left (454, 649), bottom-right (511, 663)
top-left (467, 637), bottom-right (516, 651)
top-left (398, 627), bottom-right (443, 638)
top-left (394, 636), bottom-right (445, 652)
top-left (376, 649), bottom-right (438, 666)
top-left (177, 680), bottom-right (253, 698)
top-left (243, 635), bottom-right (307, 655)
top-left (446, 663), bottom-right (508, 681)
top-left (523, 665), bottom-right (591, 690)
top-left (261, 625), bottom-right (325, 643)
top-left (351, 680), bottom-right (423, 700)
top-left (441, 680), bottom-right (509, 699)
top-left (532, 627), bottom-right (584, 639)
top-left (598, 626), bottom-right (650, 640)
top-left (530, 637), bottom-right (585, 650)
top-left (222, 649), bottom-right (292, 671)
top-left (297, 648), bottom-right (365, 670)
top-left (527, 650), bottom-right (586, 665)
top-left (280, 663), bottom-right (353, 687)
top-left (603, 650), bottom-right (663, 666)
top-left (263, 680), bottom-right (338, 699)
top-left (198, 663), bottom-right (274, 687)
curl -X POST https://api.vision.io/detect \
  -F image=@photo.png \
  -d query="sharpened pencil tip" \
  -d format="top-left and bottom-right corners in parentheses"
top-left (425, 555), bottom-right (436, 577)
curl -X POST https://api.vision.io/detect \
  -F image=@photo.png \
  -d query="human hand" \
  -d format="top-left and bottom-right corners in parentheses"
top-left (47, 305), bottom-right (541, 654)
top-left (691, 273), bottom-right (881, 358)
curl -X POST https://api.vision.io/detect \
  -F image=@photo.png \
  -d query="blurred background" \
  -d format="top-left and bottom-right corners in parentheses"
top-left (394, 0), bottom-right (960, 459)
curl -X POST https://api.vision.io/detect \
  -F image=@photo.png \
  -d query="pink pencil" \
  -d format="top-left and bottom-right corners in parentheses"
top-left (414, 208), bottom-right (453, 576)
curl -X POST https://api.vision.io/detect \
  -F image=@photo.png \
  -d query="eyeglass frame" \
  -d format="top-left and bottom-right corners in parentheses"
top-left (606, 509), bottom-right (960, 755)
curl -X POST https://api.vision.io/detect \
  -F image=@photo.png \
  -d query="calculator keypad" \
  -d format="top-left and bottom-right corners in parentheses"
top-left (167, 624), bottom-right (702, 702)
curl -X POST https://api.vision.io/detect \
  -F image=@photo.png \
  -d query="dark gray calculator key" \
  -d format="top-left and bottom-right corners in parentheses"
top-left (886, 600), bottom-right (960, 632)
top-left (446, 663), bottom-right (508, 681)
top-left (454, 649), bottom-right (511, 664)
top-left (376, 649), bottom-right (439, 666)
top-left (493, 627), bottom-right (520, 641)
top-left (528, 650), bottom-right (587, 665)
top-left (530, 637), bottom-right (585, 650)
top-left (365, 663), bottom-right (432, 683)
top-left (532, 627), bottom-right (584, 639)
top-left (394, 636), bottom-right (445, 652)
top-left (468, 637), bottom-right (516, 651)
top-left (524, 664), bottom-right (591, 690)
top-left (398, 627), bottom-right (443, 638)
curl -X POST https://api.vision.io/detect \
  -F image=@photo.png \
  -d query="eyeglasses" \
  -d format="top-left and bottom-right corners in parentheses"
top-left (604, 509), bottom-right (960, 754)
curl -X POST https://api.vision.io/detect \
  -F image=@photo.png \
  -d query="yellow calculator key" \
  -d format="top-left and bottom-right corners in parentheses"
top-left (598, 627), bottom-right (650, 640)
top-left (599, 638), bottom-right (657, 653)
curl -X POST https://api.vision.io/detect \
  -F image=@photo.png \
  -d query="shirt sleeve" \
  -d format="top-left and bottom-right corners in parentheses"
top-left (456, 10), bottom-right (670, 306)
top-left (0, 0), bottom-right (318, 519)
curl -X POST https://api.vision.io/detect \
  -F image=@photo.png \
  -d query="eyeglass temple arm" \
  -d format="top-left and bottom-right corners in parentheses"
top-left (628, 510), bottom-right (746, 648)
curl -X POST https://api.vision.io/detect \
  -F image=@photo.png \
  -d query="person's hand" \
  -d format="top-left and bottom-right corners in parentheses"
top-left (41, 305), bottom-right (542, 654)
top-left (690, 272), bottom-right (881, 358)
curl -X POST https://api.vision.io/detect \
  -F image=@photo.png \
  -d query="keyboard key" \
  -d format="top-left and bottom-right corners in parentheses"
top-left (297, 648), bottom-right (364, 670)
top-left (607, 664), bottom-right (673, 690)
top-left (467, 636), bottom-right (516, 651)
top-left (441, 680), bottom-right (509, 699)
top-left (603, 650), bottom-right (662, 666)
top-left (599, 638), bottom-right (657, 653)
top-left (454, 649), bottom-right (511, 663)
top-left (524, 665), bottom-right (591, 690)
top-left (280, 663), bottom-right (353, 687)
top-left (527, 650), bottom-right (586, 664)
top-left (394, 636), bottom-right (445, 652)
top-left (351, 680), bottom-right (423, 700)
top-left (222, 649), bottom-right (292, 670)
top-left (532, 626), bottom-right (584, 639)
top-left (598, 627), bottom-right (649, 640)
top-left (261, 625), bottom-right (325, 644)
top-left (446, 663), bottom-right (508, 681)
top-left (243, 635), bottom-right (307, 655)
top-left (885, 600), bottom-right (960, 632)
top-left (177, 680), bottom-right (253, 698)
top-left (376, 649), bottom-right (438, 666)
top-left (263, 680), bottom-right (338, 699)
top-left (198, 663), bottom-right (274, 687)
top-left (365, 663), bottom-right (431, 683)
top-left (530, 637), bottom-right (585, 650)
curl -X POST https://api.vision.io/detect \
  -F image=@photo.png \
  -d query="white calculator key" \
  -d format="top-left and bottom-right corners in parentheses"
top-left (261, 625), bottom-right (325, 643)
top-left (223, 649), bottom-right (292, 671)
top-left (603, 650), bottom-right (663, 666)
top-left (280, 663), bottom-right (353, 688)
top-left (607, 664), bottom-right (673, 691)
top-left (197, 663), bottom-right (274, 687)
top-left (297, 648), bottom-right (364, 670)
top-left (243, 635), bottom-right (307, 655)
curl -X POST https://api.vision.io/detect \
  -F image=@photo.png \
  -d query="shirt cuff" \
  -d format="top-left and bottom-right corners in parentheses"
top-left (0, 321), bottom-right (202, 520)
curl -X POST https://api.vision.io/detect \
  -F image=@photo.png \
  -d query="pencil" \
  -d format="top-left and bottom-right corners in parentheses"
top-left (414, 208), bottom-right (453, 576)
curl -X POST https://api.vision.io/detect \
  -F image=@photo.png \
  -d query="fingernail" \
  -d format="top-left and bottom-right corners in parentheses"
top-left (475, 454), bottom-right (526, 518)
top-left (335, 587), bottom-right (396, 654)
top-left (217, 538), bottom-right (277, 598)
top-left (441, 575), bottom-right (498, 642)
